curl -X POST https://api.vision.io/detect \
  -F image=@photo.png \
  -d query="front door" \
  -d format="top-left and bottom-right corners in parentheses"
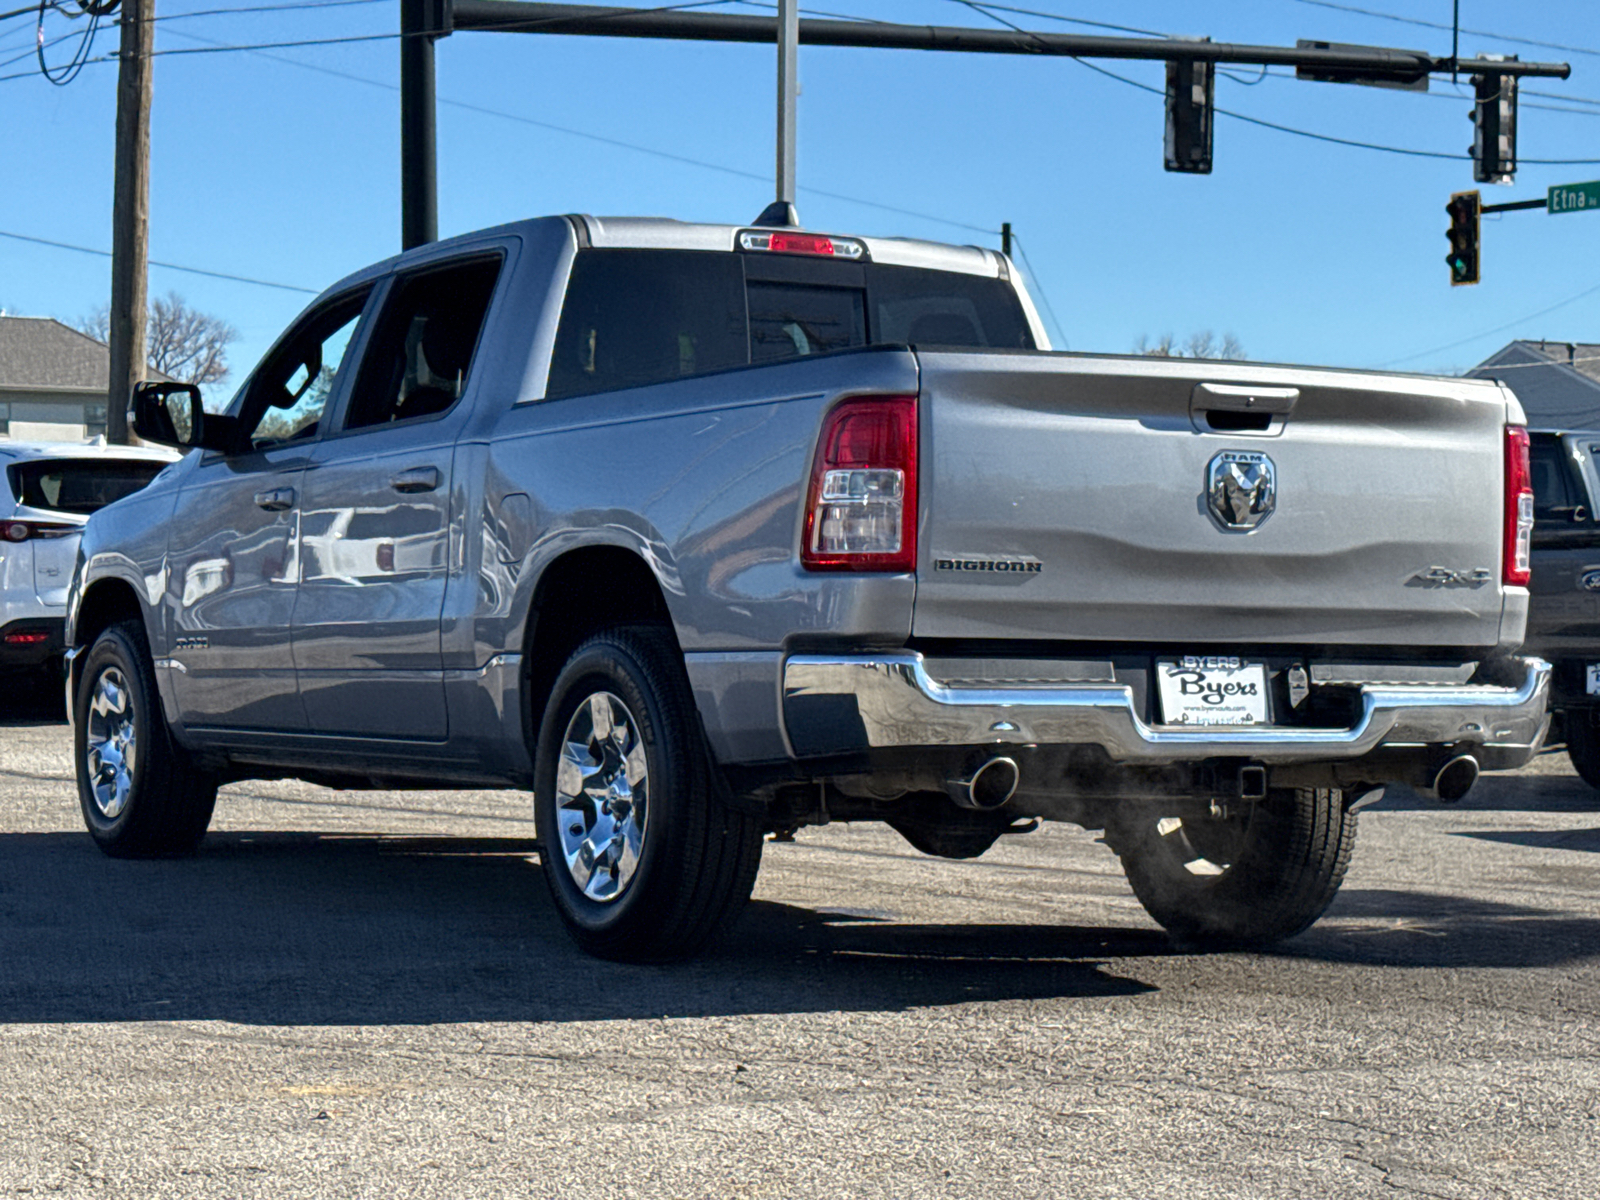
top-left (168, 288), bottom-right (372, 730)
top-left (291, 254), bottom-right (502, 740)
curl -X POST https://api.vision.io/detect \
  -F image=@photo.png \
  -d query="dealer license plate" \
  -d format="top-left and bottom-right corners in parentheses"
top-left (1156, 656), bottom-right (1271, 726)
top-left (1586, 664), bottom-right (1600, 697)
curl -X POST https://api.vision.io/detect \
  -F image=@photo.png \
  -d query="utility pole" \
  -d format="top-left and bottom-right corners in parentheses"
top-left (775, 0), bottom-right (797, 212)
top-left (107, 0), bottom-right (153, 445)
top-left (400, 0), bottom-right (447, 249)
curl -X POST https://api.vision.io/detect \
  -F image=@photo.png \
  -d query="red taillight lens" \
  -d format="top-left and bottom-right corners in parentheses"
top-left (802, 395), bottom-right (918, 572)
top-left (3, 630), bottom-right (49, 646)
top-left (770, 233), bottom-right (834, 256)
top-left (1504, 425), bottom-right (1533, 587)
top-left (1, 521), bottom-right (75, 543)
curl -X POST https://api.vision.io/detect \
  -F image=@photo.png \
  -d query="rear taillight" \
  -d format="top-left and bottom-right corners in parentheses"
top-left (802, 395), bottom-right (918, 572)
top-left (2, 520), bottom-right (75, 543)
top-left (1504, 425), bottom-right (1533, 587)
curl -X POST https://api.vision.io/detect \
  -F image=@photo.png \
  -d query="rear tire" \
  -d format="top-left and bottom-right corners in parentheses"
top-left (533, 625), bottom-right (762, 962)
top-left (1566, 710), bottom-right (1600, 790)
top-left (74, 620), bottom-right (218, 858)
top-left (1111, 787), bottom-right (1356, 946)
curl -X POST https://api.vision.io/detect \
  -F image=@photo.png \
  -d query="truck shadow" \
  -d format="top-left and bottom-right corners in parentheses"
top-left (0, 831), bottom-right (1155, 1026)
top-left (1288, 885), bottom-right (1600, 968)
top-left (4, 833), bottom-right (1594, 1027)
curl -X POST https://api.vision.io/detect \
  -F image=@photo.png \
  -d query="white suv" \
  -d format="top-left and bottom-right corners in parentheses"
top-left (1, 442), bottom-right (176, 684)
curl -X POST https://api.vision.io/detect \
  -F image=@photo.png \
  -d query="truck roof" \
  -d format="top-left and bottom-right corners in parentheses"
top-left (322, 213), bottom-right (1009, 298)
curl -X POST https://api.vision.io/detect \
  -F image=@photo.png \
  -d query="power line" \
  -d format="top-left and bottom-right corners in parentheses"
top-left (155, 23), bottom-right (1001, 236)
top-left (148, 0), bottom-right (389, 22)
top-left (0, 228), bottom-right (321, 293)
top-left (1377, 280), bottom-right (1600, 369)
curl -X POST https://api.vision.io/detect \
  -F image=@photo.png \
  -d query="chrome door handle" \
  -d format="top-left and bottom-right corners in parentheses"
top-left (390, 467), bottom-right (441, 493)
top-left (254, 487), bottom-right (294, 512)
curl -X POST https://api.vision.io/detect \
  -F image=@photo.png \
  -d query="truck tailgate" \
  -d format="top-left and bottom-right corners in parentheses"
top-left (913, 352), bottom-right (1513, 648)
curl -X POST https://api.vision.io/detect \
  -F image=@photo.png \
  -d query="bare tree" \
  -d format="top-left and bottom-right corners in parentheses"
top-left (77, 293), bottom-right (238, 386)
top-left (1135, 330), bottom-right (1247, 361)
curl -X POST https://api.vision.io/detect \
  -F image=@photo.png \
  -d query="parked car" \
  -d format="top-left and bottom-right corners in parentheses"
top-left (1521, 429), bottom-right (1600, 787)
top-left (65, 213), bottom-right (1549, 962)
top-left (1, 441), bottom-right (175, 687)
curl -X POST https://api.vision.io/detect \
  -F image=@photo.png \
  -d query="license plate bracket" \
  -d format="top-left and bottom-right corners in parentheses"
top-left (1156, 656), bottom-right (1271, 727)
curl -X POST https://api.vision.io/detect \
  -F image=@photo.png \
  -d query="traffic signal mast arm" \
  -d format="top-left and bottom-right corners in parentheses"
top-left (446, 1), bottom-right (1570, 82)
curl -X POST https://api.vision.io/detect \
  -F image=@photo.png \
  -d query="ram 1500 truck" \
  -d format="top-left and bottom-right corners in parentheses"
top-left (65, 214), bottom-right (1551, 962)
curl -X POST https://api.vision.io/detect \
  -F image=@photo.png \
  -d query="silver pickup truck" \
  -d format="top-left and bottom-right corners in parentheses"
top-left (65, 213), bottom-right (1550, 961)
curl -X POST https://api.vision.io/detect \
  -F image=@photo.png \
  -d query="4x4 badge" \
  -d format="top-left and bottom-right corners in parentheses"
top-left (1207, 450), bottom-right (1276, 530)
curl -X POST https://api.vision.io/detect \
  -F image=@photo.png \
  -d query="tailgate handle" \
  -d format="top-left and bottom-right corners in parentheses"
top-left (1191, 383), bottom-right (1299, 435)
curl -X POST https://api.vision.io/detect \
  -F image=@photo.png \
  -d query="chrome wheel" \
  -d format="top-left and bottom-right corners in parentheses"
top-left (85, 666), bottom-right (137, 820)
top-left (554, 691), bottom-right (649, 903)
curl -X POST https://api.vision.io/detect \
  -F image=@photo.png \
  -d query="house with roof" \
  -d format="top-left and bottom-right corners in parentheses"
top-left (0, 315), bottom-right (178, 442)
top-left (1467, 339), bottom-right (1600, 432)
top-left (0, 316), bottom-right (117, 441)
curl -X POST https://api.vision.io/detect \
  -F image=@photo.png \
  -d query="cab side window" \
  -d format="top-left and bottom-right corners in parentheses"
top-left (244, 291), bottom-right (369, 450)
top-left (344, 257), bottom-right (501, 430)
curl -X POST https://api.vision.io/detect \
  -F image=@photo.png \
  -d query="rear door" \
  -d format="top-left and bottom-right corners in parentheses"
top-left (290, 253), bottom-right (502, 740)
top-left (912, 354), bottom-right (1512, 649)
top-left (168, 287), bottom-right (373, 730)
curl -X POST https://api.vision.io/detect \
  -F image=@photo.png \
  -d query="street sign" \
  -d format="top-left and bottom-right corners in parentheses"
top-left (1548, 180), bottom-right (1600, 214)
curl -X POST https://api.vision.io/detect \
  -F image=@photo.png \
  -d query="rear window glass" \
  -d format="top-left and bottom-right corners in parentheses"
top-left (546, 248), bottom-right (1034, 400)
top-left (749, 282), bottom-right (866, 363)
top-left (7, 459), bottom-right (167, 514)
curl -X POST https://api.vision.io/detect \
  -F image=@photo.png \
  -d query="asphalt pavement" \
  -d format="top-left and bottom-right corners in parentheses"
top-left (0, 681), bottom-right (1596, 1198)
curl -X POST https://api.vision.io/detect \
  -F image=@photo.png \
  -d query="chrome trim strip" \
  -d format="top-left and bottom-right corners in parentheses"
top-left (152, 657), bottom-right (187, 674)
top-left (781, 653), bottom-right (1551, 764)
top-left (62, 645), bottom-right (84, 728)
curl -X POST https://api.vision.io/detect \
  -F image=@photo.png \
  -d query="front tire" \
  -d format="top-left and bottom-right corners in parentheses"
top-left (533, 626), bottom-right (762, 962)
top-left (1111, 787), bottom-right (1356, 946)
top-left (74, 620), bottom-right (218, 858)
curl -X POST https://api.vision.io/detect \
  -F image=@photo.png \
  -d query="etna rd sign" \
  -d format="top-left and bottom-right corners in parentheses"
top-left (1548, 180), bottom-right (1600, 214)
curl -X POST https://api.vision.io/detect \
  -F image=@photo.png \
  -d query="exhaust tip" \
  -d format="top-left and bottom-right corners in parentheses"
top-left (1430, 754), bottom-right (1480, 803)
top-left (947, 756), bottom-right (1019, 810)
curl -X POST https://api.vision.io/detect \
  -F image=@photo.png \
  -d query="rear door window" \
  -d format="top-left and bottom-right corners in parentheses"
top-left (7, 459), bottom-right (167, 514)
top-left (344, 256), bottom-right (503, 430)
top-left (547, 251), bottom-right (747, 400)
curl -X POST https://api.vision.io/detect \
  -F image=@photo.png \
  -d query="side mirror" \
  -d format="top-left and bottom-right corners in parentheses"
top-left (130, 381), bottom-right (202, 449)
top-left (129, 381), bottom-right (240, 453)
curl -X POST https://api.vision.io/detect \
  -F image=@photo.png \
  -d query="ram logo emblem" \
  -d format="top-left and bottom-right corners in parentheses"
top-left (1207, 451), bottom-right (1276, 531)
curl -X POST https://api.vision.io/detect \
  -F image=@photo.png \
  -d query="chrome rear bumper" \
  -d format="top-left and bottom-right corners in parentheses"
top-left (781, 653), bottom-right (1551, 765)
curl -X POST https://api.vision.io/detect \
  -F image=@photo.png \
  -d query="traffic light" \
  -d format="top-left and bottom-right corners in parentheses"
top-left (1165, 56), bottom-right (1215, 174)
top-left (1472, 70), bottom-right (1518, 184)
top-left (1446, 190), bottom-right (1481, 286)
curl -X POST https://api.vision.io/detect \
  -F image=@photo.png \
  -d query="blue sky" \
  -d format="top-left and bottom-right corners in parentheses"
top-left (2, 0), bottom-right (1598, 388)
